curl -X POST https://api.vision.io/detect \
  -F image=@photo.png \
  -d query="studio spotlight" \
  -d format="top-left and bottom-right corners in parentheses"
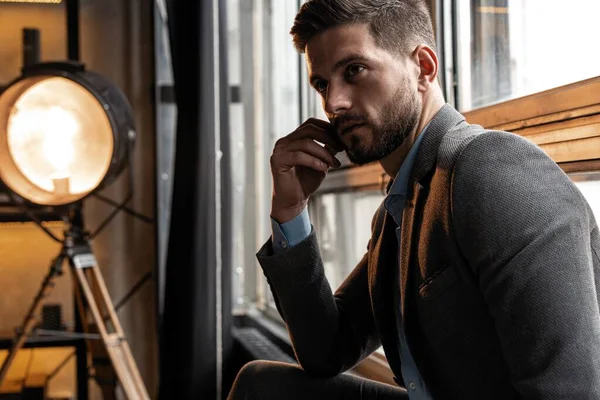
top-left (0, 62), bottom-right (150, 399)
top-left (0, 61), bottom-right (134, 207)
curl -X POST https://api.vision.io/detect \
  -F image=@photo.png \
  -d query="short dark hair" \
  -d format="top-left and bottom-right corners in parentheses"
top-left (290, 0), bottom-right (436, 55)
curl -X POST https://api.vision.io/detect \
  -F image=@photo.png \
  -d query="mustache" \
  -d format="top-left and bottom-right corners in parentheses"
top-left (332, 114), bottom-right (368, 134)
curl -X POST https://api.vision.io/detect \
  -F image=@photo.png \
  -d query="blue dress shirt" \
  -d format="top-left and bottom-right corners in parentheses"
top-left (271, 207), bottom-right (312, 252)
top-left (270, 131), bottom-right (432, 399)
top-left (383, 130), bottom-right (432, 399)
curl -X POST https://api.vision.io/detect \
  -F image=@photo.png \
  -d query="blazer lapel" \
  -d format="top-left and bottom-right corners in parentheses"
top-left (399, 181), bottom-right (423, 324)
top-left (398, 104), bottom-right (466, 332)
top-left (410, 104), bottom-right (466, 181)
top-left (371, 104), bottom-right (466, 380)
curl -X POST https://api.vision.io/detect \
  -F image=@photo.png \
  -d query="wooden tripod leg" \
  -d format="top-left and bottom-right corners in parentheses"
top-left (74, 277), bottom-right (118, 398)
top-left (89, 267), bottom-right (149, 396)
top-left (73, 266), bottom-right (150, 400)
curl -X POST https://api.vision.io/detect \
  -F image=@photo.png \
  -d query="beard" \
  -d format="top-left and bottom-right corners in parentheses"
top-left (332, 81), bottom-right (421, 166)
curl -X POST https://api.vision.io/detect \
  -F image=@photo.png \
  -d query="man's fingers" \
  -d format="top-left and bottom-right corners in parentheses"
top-left (284, 139), bottom-right (341, 168)
top-left (273, 151), bottom-right (330, 172)
top-left (291, 124), bottom-right (344, 152)
top-left (324, 144), bottom-right (338, 157)
top-left (274, 119), bottom-right (344, 155)
top-left (324, 145), bottom-right (344, 166)
top-left (298, 117), bottom-right (331, 131)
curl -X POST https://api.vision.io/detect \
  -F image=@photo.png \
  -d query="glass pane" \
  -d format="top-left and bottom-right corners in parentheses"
top-left (266, 190), bottom-right (385, 311)
top-left (228, 0), bottom-right (303, 310)
top-left (455, 0), bottom-right (600, 112)
top-left (309, 190), bottom-right (385, 291)
top-left (266, 0), bottom-right (301, 143)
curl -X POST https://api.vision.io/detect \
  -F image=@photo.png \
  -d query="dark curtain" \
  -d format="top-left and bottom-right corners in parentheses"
top-left (159, 0), bottom-right (233, 398)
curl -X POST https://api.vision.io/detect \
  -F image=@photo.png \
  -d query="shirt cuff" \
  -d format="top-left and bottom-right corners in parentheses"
top-left (271, 207), bottom-right (311, 253)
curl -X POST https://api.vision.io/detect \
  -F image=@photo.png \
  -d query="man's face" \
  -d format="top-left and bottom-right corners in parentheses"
top-left (306, 24), bottom-right (421, 165)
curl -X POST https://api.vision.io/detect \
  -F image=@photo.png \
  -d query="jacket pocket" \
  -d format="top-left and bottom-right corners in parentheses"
top-left (418, 264), bottom-right (458, 300)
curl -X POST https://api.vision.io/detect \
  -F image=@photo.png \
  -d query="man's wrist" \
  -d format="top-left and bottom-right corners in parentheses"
top-left (271, 207), bottom-right (311, 253)
top-left (271, 203), bottom-right (307, 224)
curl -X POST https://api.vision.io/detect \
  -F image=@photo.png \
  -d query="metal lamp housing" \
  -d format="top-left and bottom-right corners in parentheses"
top-left (0, 62), bottom-right (135, 206)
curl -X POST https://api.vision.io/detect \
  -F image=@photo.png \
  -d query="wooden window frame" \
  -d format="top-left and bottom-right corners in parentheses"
top-left (464, 76), bottom-right (600, 173)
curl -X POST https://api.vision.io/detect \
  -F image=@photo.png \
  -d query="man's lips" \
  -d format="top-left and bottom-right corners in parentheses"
top-left (340, 123), bottom-right (365, 136)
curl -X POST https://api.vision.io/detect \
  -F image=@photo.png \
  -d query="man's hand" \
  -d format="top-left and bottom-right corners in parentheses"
top-left (270, 118), bottom-right (344, 223)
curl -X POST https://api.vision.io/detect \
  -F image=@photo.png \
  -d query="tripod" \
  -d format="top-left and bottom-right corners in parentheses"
top-left (0, 208), bottom-right (149, 399)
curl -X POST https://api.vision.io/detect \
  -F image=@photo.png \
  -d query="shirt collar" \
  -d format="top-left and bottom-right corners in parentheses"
top-left (387, 125), bottom-right (428, 197)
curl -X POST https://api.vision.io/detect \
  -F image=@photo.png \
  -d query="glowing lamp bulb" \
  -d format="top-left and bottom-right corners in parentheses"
top-left (0, 64), bottom-right (132, 207)
top-left (41, 107), bottom-right (78, 174)
top-left (8, 106), bottom-right (80, 194)
top-left (7, 105), bottom-right (81, 194)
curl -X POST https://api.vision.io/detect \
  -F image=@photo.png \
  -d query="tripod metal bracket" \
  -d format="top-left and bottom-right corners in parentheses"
top-left (72, 253), bottom-right (97, 269)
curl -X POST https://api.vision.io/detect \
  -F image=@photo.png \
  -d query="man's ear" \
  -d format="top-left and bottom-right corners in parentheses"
top-left (412, 45), bottom-right (439, 93)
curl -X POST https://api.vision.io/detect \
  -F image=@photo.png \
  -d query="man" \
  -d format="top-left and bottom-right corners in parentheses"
top-left (228, 0), bottom-right (600, 399)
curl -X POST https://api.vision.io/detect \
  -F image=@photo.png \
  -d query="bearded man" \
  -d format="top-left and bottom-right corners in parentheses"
top-left (228, 1), bottom-right (600, 399)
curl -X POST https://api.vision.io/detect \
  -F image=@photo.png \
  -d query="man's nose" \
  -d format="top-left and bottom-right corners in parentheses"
top-left (324, 84), bottom-right (352, 116)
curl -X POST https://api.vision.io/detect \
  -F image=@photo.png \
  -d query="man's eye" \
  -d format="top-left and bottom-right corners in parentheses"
top-left (346, 65), bottom-right (365, 78)
top-left (315, 81), bottom-right (328, 94)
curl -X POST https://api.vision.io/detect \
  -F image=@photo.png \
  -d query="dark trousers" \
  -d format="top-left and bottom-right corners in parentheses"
top-left (227, 360), bottom-right (409, 400)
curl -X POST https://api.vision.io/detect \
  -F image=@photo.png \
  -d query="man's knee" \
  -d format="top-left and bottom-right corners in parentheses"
top-left (236, 360), bottom-right (270, 384)
top-left (228, 360), bottom-right (300, 400)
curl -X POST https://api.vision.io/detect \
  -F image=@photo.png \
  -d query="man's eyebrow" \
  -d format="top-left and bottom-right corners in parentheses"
top-left (333, 54), bottom-right (369, 71)
top-left (309, 54), bottom-right (370, 87)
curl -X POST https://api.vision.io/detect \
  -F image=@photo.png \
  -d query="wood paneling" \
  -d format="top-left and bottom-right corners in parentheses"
top-left (464, 77), bottom-right (600, 129)
top-left (464, 77), bottom-right (600, 167)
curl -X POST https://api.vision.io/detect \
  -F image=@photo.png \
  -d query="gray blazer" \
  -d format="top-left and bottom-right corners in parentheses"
top-left (257, 104), bottom-right (600, 399)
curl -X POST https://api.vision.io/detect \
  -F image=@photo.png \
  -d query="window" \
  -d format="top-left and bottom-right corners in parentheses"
top-left (229, 0), bottom-right (304, 311)
top-left (309, 190), bottom-right (384, 290)
top-left (453, 0), bottom-right (600, 112)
